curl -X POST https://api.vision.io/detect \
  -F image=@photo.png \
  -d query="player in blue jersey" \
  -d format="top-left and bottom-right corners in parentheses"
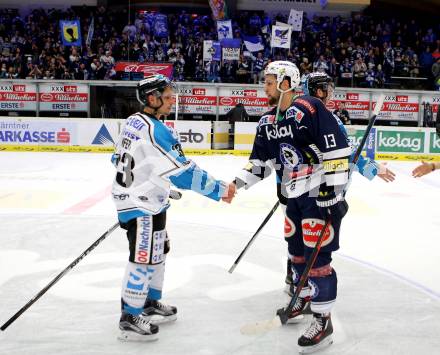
top-left (283, 72), bottom-right (396, 296)
top-left (228, 61), bottom-right (354, 353)
top-left (111, 74), bottom-right (234, 342)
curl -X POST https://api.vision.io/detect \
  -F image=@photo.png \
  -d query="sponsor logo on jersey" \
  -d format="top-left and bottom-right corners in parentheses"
top-left (280, 143), bottom-right (303, 170)
top-left (126, 116), bottom-right (146, 131)
top-left (265, 124), bottom-right (293, 141)
top-left (258, 114), bottom-right (275, 126)
top-left (284, 216), bottom-right (295, 238)
top-left (136, 216), bottom-right (151, 263)
top-left (286, 107), bottom-right (305, 123)
top-left (302, 218), bottom-right (334, 248)
top-left (92, 124), bottom-right (115, 145)
top-left (323, 158), bottom-right (349, 173)
top-left (295, 98), bottom-right (316, 114)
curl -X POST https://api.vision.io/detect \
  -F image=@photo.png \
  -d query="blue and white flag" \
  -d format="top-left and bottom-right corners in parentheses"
top-left (153, 14), bottom-right (169, 38)
top-left (217, 20), bottom-right (233, 40)
top-left (221, 38), bottom-right (241, 60)
top-left (86, 17), bottom-right (94, 46)
top-left (60, 20), bottom-right (82, 46)
top-left (288, 9), bottom-right (303, 31)
top-left (242, 35), bottom-right (264, 52)
top-left (271, 25), bottom-right (291, 49)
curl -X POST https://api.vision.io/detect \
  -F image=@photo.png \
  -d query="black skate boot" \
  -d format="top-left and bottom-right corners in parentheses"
top-left (118, 312), bottom-right (159, 342)
top-left (286, 285), bottom-right (312, 317)
top-left (298, 313), bottom-right (333, 354)
top-left (142, 300), bottom-right (177, 325)
top-left (285, 294), bottom-right (312, 324)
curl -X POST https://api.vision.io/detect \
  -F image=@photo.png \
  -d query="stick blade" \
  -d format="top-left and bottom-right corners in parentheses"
top-left (240, 316), bottom-right (282, 335)
top-left (373, 94), bottom-right (385, 116)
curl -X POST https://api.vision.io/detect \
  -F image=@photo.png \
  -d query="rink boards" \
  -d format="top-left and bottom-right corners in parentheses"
top-left (0, 117), bottom-right (439, 161)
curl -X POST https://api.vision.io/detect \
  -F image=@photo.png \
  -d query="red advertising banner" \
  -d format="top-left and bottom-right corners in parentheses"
top-left (114, 62), bottom-right (174, 78)
top-left (0, 82), bottom-right (37, 111)
top-left (172, 86), bottom-right (218, 115)
top-left (39, 83), bottom-right (89, 112)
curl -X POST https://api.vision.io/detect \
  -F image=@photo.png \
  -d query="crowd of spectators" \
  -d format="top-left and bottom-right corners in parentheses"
top-left (0, 6), bottom-right (439, 90)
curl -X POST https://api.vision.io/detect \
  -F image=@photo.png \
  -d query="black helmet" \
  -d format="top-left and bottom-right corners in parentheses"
top-left (302, 72), bottom-right (333, 97)
top-left (136, 74), bottom-right (176, 106)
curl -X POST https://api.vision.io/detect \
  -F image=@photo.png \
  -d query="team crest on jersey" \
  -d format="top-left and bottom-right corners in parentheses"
top-left (308, 279), bottom-right (319, 299)
top-left (280, 143), bottom-right (303, 170)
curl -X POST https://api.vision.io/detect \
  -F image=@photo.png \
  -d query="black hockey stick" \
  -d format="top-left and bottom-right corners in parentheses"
top-left (228, 200), bottom-right (280, 273)
top-left (0, 222), bottom-right (119, 331)
top-left (240, 94), bottom-right (386, 335)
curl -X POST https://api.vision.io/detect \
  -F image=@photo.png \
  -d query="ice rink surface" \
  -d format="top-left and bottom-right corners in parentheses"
top-left (0, 152), bottom-right (439, 355)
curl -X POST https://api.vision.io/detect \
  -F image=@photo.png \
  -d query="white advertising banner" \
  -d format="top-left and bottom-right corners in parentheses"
top-left (219, 87), bottom-right (269, 116)
top-left (173, 86), bottom-right (217, 115)
top-left (0, 118), bottom-right (78, 145)
top-left (0, 118), bottom-right (118, 148)
top-left (372, 93), bottom-right (419, 121)
top-left (0, 82), bottom-right (37, 111)
top-left (164, 120), bottom-right (211, 150)
top-left (39, 83), bottom-right (89, 112)
top-left (327, 91), bottom-right (370, 119)
top-left (234, 121), bottom-right (258, 151)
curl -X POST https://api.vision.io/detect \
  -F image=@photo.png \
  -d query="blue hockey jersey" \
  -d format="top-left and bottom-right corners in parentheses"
top-left (236, 95), bottom-right (352, 206)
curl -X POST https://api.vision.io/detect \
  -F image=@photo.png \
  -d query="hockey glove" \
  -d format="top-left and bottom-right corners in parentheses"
top-left (317, 192), bottom-right (349, 220)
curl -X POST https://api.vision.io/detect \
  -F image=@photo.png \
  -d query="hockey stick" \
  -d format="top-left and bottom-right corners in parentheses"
top-left (240, 94), bottom-right (386, 335)
top-left (0, 222), bottom-right (120, 331)
top-left (228, 201), bottom-right (280, 273)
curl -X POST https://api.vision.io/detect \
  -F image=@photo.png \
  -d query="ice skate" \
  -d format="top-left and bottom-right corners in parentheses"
top-left (118, 312), bottom-right (159, 342)
top-left (142, 300), bottom-right (177, 325)
top-left (298, 313), bottom-right (333, 353)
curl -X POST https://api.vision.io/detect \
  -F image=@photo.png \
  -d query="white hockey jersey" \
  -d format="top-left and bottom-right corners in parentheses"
top-left (112, 112), bottom-right (226, 223)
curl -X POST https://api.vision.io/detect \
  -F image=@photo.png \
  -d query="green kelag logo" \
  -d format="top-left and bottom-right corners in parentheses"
top-left (377, 130), bottom-right (424, 153)
top-left (347, 129), bottom-right (366, 150)
top-left (430, 132), bottom-right (440, 153)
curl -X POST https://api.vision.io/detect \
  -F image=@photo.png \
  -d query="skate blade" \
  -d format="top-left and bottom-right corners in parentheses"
top-left (118, 331), bottom-right (159, 342)
top-left (149, 314), bottom-right (177, 325)
top-left (298, 336), bottom-right (333, 354)
top-left (286, 314), bottom-right (305, 324)
top-left (240, 316), bottom-right (282, 335)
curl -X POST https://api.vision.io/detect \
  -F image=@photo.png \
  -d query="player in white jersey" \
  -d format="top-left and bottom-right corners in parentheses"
top-left (112, 74), bottom-right (234, 342)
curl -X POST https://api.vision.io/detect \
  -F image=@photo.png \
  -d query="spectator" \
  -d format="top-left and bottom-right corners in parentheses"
top-left (353, 57), bottom-right (367, 86)
top-left (333, 102), bottom-right (351, 125)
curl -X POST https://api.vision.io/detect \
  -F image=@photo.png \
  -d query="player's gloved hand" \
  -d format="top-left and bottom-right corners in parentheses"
top-left (317, 193), bottom-right (349, 220)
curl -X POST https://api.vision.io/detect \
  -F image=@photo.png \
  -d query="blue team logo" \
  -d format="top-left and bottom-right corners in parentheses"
top-left (308, 279), bottom-right (319, 299)
top-left (92, 124), bottom-right (115, 145)
top-left (280, 143), bottom-right (303, 170)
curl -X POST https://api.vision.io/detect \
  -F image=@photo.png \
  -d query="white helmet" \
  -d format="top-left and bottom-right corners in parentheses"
top-left (264, 60), bottom-right (300, 93)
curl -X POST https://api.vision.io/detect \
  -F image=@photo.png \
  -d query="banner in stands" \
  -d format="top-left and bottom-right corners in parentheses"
top-left (218, 87), bottom-right (269, 116)
top-left (372, 93), bottom-right (419, 121)
top-left (173, 86), bottom-right (218, 115)
top-left (327, 91), bottom-right (370, 119)
top-left (164, 120), bottom-right (211, 150)
top-left (0, 82), bottom-right (37, 111)
top-left (39, 83), bottom-right (89, 112)
top-left (421, 93), bottom-right (440, 114)
top-left (114, 62), bottom-right (174, 78)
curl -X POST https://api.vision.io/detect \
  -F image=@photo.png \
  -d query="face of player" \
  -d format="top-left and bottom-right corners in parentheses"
top-left (147, 86), bottom-right (175, 116)
top-left (316, 83), bottom-right (335, 105)
top-left (264, 74), bottom-right (280, 106)
top-left (157, 86), bottom-right (175, 116)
